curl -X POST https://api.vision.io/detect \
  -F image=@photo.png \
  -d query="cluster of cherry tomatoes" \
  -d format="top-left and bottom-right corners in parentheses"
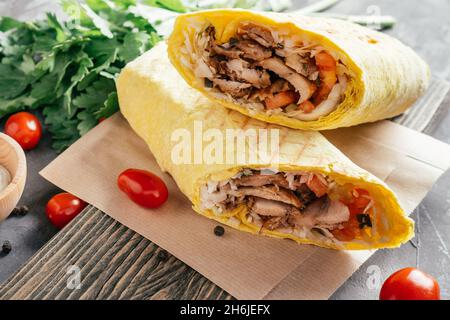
top-left (44, 169), bottom-right (168, 229)
top-left (3, 112), bottom-right (86, 228)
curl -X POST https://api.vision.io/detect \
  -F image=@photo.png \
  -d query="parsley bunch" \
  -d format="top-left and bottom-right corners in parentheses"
top-left (0, 1), bottom-right (164, 152)
top-left (0, 0), bottom-right (292, 152)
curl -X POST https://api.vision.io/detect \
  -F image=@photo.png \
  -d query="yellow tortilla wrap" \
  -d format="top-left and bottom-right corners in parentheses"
top-left (167, 9), bottom-right (429, 130)
top-left (117, 43), bottom-right (414, 250)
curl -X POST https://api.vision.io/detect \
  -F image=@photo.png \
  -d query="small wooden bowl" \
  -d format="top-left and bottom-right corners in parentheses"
top-left (0, 133), bottom-right (27, 221)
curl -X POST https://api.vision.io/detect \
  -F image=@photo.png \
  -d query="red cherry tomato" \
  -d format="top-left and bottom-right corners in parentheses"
top-left (380, 267), bottom-right (440, 300)
top-left (117, 168), bottom-right (168, 208)
top-left (46, 193), bottom-right (87, 229)
top-left (4, 112), bottom-right (42, 150)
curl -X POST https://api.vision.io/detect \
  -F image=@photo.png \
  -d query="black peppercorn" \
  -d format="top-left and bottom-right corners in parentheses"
top-left (2, 241), bottom-right (12, 254)
top-left (19, 205), bottom-right (29, 216)
top-left (10, 205), bottom-right (29, 217)
top-left (214, 225), bottom-right (225, 237)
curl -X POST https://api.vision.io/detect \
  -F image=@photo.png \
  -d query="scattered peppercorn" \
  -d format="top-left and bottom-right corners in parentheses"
top-left (214, 225), bottom-right (225, 237)
top-left (2, 241), bottom-right (12, 254)
top-left (18, 205), bottom-right (29, 216)
top-left (10, 205), bottom-right (29, 217)
top-left (157, 250), bottom-right (169, 262)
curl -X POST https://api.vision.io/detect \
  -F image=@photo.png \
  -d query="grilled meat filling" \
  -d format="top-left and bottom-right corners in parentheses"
top-left (195, 23), bottom-right (347, 117)
top-left (201, 170), bottom-right (357, 235)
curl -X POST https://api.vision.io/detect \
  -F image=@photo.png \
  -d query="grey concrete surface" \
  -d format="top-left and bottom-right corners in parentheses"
top-left (0, 0), bottom-right (449, 299)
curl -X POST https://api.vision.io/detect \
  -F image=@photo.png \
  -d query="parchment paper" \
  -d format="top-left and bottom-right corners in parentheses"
top-left (40, 113), bottom-right (450, 299)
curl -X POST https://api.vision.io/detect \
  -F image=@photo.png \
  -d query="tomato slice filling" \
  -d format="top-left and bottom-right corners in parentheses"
top-left (332, 188), bottom-right (373, 241)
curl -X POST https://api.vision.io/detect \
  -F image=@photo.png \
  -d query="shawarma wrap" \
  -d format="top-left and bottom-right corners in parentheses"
top-left (117, 42), bottom-right (414, 250)
top-left (167, 9), bottom-right (429, 130)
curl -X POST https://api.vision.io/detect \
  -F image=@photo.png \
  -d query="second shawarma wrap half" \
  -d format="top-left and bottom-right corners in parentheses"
top-left (167, 9), bottom-right (429, 130)
top-left (117, 42), bottom-right (414, 250)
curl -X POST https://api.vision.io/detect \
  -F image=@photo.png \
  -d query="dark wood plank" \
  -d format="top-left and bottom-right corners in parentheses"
top-left (0, 206), bottom-right (231, 300)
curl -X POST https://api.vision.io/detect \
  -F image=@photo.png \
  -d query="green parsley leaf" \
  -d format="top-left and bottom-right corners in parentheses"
top-left (95, 91), bottom-right (119, 119)
top-left (118, 31), bottom-right (150, 63)
top-left (0, 17), bottom-right (25, 32)
top-left (0, 0), bottom-right (282, 152)
top-left (0, 94), bottom-right (36, 118)
top-left (0, 64), bottom-right (29, 99)
top-left (77, 110), bottom-right (98, 135)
